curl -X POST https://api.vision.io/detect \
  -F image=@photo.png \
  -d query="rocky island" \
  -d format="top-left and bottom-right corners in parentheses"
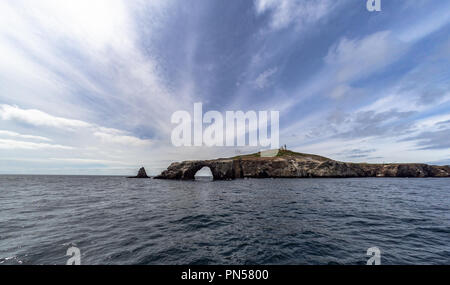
top-left (154, 149), bottom-right (450, 180)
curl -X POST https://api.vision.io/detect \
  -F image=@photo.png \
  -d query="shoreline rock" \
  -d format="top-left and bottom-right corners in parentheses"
top-left (154, 150), bottom-right (450, 180)
top-left (128, 167), bottom-right (150, 178)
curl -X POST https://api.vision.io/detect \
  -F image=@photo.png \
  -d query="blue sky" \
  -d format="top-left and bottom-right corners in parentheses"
top-left (0, 0), bottom-right (449, 175)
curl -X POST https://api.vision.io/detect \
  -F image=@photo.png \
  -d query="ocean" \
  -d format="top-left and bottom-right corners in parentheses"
top-left (0, 175), bottom-right (449, 265)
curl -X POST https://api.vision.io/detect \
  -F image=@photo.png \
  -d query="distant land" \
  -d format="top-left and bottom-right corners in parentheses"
top-left (154, 149), bottom-right (450, 180)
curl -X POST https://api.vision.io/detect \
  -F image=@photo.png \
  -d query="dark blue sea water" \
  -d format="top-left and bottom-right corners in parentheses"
top-left (0, 176), bottom-right (449, 265)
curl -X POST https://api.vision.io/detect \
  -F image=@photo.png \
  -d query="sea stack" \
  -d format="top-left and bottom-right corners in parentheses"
top-left (129, 167), bottom-right (150, 178)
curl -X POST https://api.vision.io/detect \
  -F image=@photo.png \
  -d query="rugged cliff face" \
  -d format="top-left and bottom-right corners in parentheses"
top-left (154, 150), bottom-right (450, 180)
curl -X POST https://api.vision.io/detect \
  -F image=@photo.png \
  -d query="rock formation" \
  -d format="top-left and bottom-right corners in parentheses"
top-left (128, 167), bottom-right (150, 178)
top-left (154, 150), bottom-right (450, 180)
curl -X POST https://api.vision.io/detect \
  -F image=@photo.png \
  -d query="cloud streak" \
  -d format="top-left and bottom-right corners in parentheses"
top-left (0, 138), bottom-right (72, 150)
top-left (0, 130), bottom-right (52, 142)
top-left (0, 104), bottom-right (92, 129)
top-left (255, 0), bottom-right (335, 30)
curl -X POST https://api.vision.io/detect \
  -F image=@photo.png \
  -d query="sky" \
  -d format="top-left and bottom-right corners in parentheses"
top-left (0, 0), bottom-right (449, 175)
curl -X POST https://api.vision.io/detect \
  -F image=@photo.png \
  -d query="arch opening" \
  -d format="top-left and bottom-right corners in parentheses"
top-left (194, 166), bottom-right (213, 181)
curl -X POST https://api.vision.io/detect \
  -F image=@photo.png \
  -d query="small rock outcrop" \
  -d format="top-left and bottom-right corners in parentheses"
top-left (128, 167), bottom-right (150, 178)
top-left (154, 150), bottom-right (450, 180)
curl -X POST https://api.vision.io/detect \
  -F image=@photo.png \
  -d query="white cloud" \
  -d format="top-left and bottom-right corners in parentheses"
top-left (398, 6), bottom-right (450, 43)
top-left (0, 104), bottom-right (92, 129)
top-left (0, 104), bottom-right (152, 146)
top-left (0, 1), bottom-right (128, 113)
top-left (1, 0), bottom-right (133, 52)
top-left (414, 113), bottom-right (450, 131)
top-left (0, 130), bottom-right (51, 142)
top-left (329, 84), bottom-right (352, 99)
top-left (324, 31), bottom-right (407, 84)
top-left (0, 103), bottom-right (157, 173)
top-left (47, 157), bottom-right (133, 166)
top-left (255, 0), bottom-right (334, 30)
top-left (0, 0), bottom-right (181, 174)
top-left (0, 138), bottom-right (72, 150)
top-left (253, 67), bottom-right (278, 89)
top-left (0, 0), bottom-right (185, 137)
top-left (94, 131), bottom-right (152, 147)
top-left (257, 30), bottom-right (409, 113)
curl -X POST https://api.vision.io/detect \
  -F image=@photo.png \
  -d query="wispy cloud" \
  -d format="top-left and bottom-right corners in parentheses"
top-left (94, 130), bottom-right (152, 147)
top-left (0, 130), bottom-right (51, 142)
top-left (0, 138), bottom-right (72, 150)
top-left (255, 0), bottom-right (335, 30)
top-left (0, 104), bottom-right (92, 129)
top-left (0, 104), bottom-right (152, 146)
top-left (253, 67), bottom-right (278, 89)
top-left (324, 31), bottom-right (407, 85)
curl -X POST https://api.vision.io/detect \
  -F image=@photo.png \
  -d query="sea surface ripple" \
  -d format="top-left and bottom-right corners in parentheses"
top-left (0, 176), bottom-right (449, 264)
